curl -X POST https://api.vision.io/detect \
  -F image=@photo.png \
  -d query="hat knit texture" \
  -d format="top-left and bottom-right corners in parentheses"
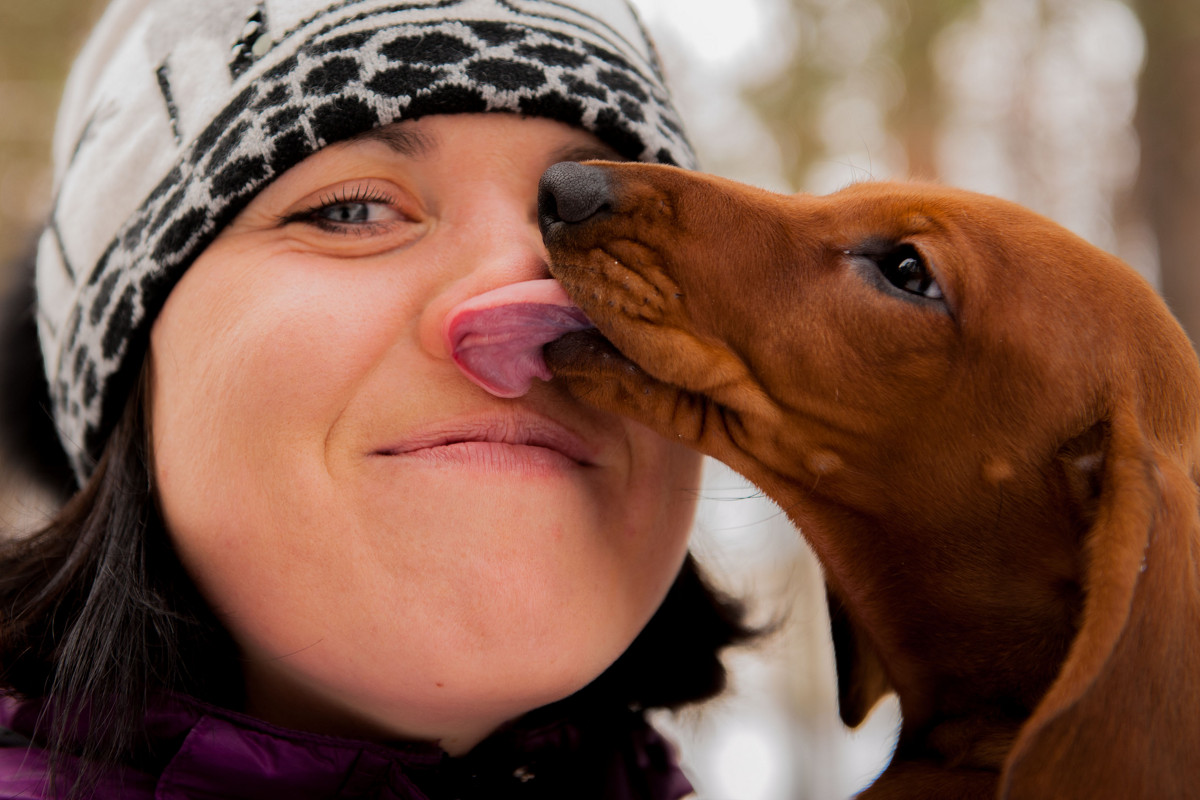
top-left (36, 0), bottom-right (695, 482)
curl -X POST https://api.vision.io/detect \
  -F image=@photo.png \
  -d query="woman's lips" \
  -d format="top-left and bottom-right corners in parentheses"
top-left (373, 414), bottom-right (601, 469)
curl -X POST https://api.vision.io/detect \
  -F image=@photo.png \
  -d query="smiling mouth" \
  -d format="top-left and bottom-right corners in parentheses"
top-left (373, 416), bottom-right (600, 469)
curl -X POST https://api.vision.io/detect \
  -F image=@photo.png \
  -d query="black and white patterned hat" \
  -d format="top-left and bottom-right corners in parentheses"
top-left (36, 0), bottom-right (695, 482)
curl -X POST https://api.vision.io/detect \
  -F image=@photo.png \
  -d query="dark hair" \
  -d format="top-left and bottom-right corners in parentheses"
top-left (0, 249), bottom-right (754, 786)
top-left (0, 257), bottom-right (242, 784)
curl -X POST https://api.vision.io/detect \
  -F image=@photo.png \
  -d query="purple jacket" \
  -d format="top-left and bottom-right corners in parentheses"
top-left (0, 694), bottom-right (694, 799)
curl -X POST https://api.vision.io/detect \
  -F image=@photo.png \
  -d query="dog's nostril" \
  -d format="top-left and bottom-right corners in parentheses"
top-left (538, 162), bottom-right (614, 230)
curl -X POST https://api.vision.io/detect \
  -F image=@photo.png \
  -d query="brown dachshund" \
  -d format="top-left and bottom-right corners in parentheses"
top-left (535, 163), bottom-right (1200, 799)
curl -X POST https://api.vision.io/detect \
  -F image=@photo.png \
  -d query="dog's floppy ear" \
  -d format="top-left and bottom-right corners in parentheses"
top-left (1000, 406), bottom-right (1200, 798)
top-left (827, 583), bottom-right (891, 727)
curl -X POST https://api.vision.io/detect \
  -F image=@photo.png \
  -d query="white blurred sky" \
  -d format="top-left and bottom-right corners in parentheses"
top-left (633, 0), bottom-right (777, 69)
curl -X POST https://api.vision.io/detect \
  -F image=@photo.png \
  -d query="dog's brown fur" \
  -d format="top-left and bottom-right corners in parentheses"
top-left (539, 164), bottom-right (1200, 799)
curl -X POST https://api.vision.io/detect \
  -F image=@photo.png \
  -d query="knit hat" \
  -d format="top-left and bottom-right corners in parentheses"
top-left (36, 0), bottom-right (695, 483)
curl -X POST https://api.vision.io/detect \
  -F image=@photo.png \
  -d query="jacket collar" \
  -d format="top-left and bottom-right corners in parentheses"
top-left (1, 692), bottom-right (693, 800)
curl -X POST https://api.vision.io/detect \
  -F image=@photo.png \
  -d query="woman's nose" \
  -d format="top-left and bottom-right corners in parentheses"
top-left (417, 206), bottom-right (551, 361)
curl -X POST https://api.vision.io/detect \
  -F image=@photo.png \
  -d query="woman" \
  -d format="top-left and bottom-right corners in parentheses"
top-left (0, 0), bottom-right (752, 798)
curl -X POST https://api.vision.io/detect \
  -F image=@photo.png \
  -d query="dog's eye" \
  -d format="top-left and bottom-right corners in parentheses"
top-left (875, 246), bottom-right (942, 300)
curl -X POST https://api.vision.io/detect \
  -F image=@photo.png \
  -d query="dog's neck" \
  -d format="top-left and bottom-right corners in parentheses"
top-left (763, 471), bottom-right (1084, 766)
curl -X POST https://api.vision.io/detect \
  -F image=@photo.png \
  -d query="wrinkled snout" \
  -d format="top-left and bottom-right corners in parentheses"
top-left (538, 162), bottom-right (614, 236)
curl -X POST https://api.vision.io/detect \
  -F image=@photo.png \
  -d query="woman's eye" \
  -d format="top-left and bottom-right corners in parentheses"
top-left (281, 187), bottom-right (410, 233)
top-left (315, 201), bottom-right (395, 225)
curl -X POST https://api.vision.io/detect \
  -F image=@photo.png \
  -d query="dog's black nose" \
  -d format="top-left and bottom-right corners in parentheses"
top-left (538, 162), bottom-right (613, 234)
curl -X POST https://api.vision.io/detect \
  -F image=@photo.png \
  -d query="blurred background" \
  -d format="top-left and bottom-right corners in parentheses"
top-left (2, 0), bottom-right (1198, 797)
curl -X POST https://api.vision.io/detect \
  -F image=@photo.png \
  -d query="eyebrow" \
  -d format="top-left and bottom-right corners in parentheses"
top-left (347, 124), bottom-right (624, 164)
top-left (347, 125), bottom-right (436, 157)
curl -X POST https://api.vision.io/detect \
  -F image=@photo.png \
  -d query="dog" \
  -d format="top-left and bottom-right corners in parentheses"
top-left (534, 162), bottom-right (1200, 799)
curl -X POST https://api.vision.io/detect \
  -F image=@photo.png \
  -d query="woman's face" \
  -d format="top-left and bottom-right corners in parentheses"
top-left (149, 114), bottom-right (701, 753)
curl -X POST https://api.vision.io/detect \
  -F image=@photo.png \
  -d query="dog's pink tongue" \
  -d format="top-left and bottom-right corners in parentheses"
top-left (446, 279), bottom-right (594, 398)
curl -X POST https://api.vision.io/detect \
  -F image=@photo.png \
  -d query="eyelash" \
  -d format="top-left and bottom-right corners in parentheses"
top-left (279, 186), bottom-right (404, 234)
